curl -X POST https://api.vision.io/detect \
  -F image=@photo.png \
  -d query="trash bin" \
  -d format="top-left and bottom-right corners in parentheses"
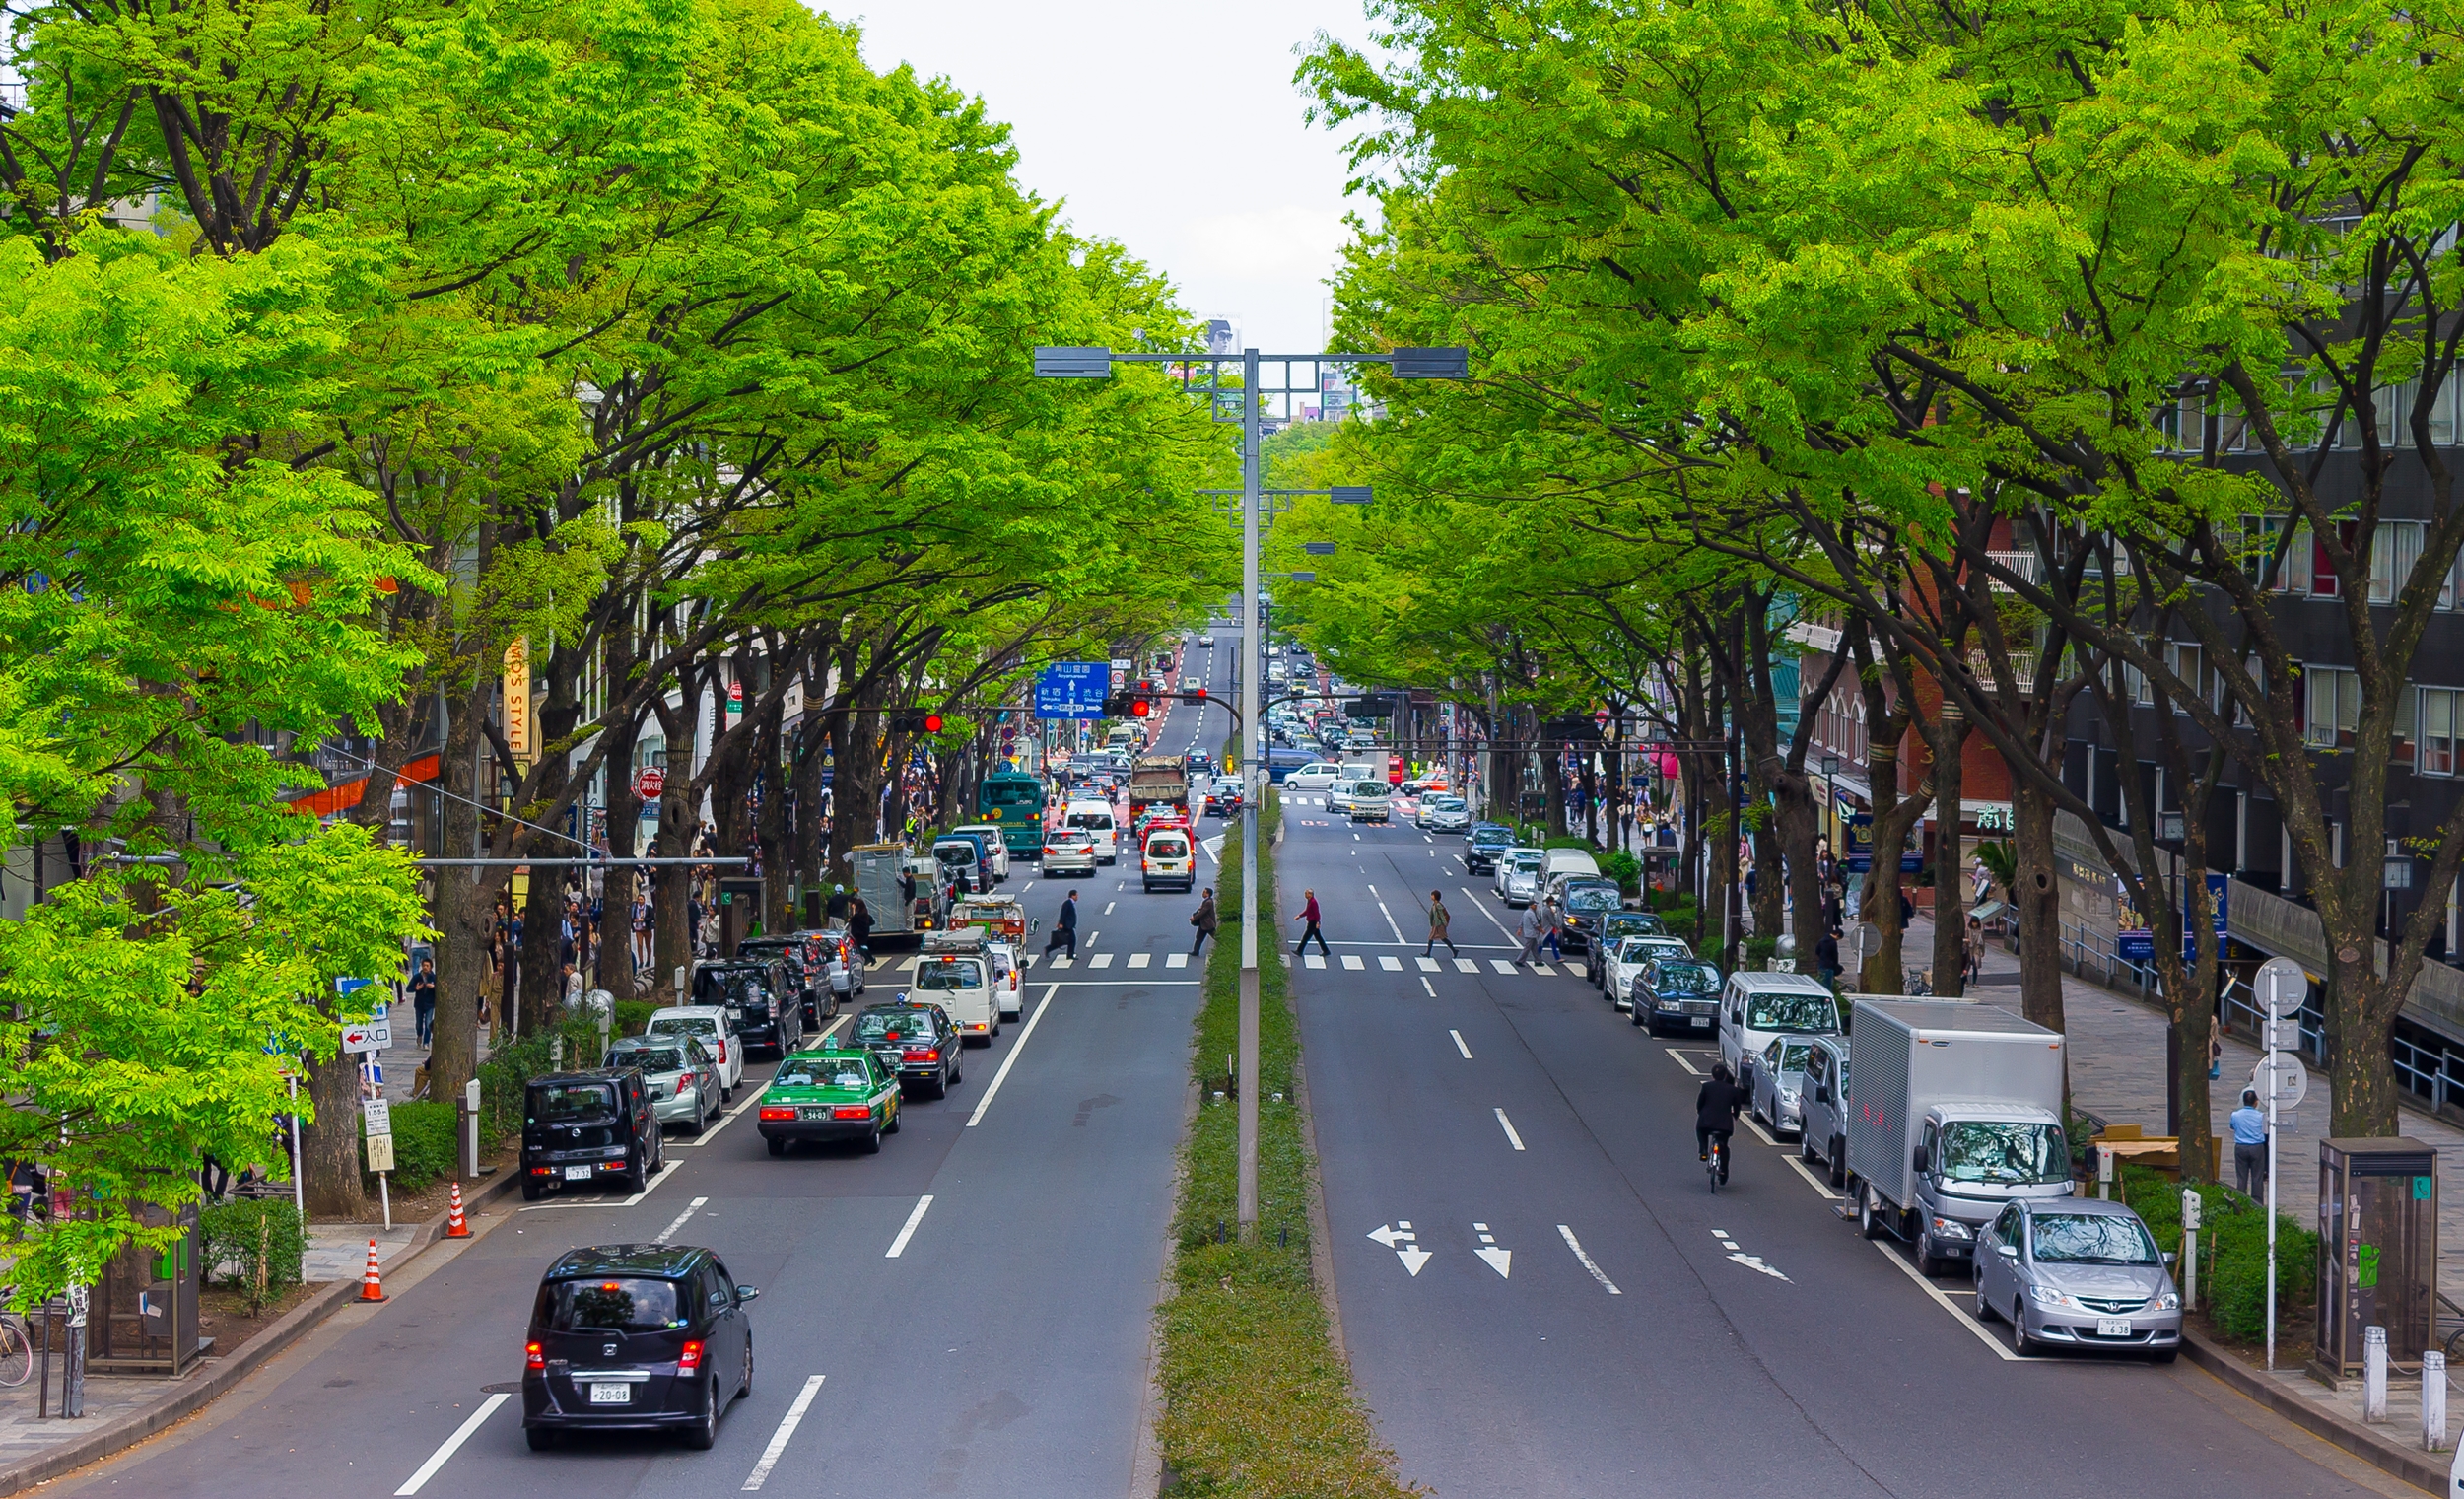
top-left (2315, 1137), bottom-right (2438, 1381)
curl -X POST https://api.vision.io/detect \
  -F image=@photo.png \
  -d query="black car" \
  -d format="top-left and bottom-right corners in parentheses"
top-left (691, 959), bottom-right (802, 1056)
top-left (1465, 825), bottom-right (1514, 874)
top-left (849, 1000), bottom-right (962, 1098)
top-left (737, 934), bottom-right (835, 1027)
top-left (522, 1243), bottom-right (757, 1451)
top-left (1557, 881), bottom-right (1624, 961)
top-left (1632, 956), bottom-right (1724, 1036)
top-left (1586, 909), bottom-right (1670, 989)
top-left (521, 1069), bottom-right (666, 1201)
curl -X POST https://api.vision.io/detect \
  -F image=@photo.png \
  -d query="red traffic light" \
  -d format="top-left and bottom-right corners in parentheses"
top-left (1129, 697), bottom-right (1152, 718)
top-left (1188, 686), bottom-right (1206, 700)
top-left (923, 713), bottom-right (943, 733)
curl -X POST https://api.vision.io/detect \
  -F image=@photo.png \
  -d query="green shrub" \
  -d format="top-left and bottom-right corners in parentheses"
top-left (1602, 849), bottom-right (1643, 894)
top-left (363, 1100), bottom-right (457, 1192)
top-left (474, 1014), bottom-right (605, 1151)
top-left (199, 1198), bottom-right (306, 1312)
top-left (615, 998), bottom-right (657, 1038)
top-left (1745, 935), bottom-right (1780, 968)
top-left (2122, 1166), bottom-right (2317, 1342)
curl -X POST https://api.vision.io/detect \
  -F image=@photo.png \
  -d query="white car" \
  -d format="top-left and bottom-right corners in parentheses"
top-left (986, 939), bottom-right (1023, 1018)
top-left (1043, 828), bottom-right (1099, 875)
top-left (1494, 849), bottom-right (1544, 906)
top-left (918, 930), bottom-right (1000, 1043)
top-left (1198, 635), bottom-right (1215, 648)
top-left (1419, 794), bottom-right (1470, 831)
top-left (644, 1005), bottom-right (744, 1099)
top-left (1284, 762), bottom-right (1347, 792)
top-left (1602, 934), bottom-right (1694, 1010)
top-left (1345, 780), bottom-right (1392, 823)
top-left (1141, 826), bottom-right (1197, 892)
top-left (1061, 798), bottom-right (1119, 862)
top-left (948, 824), bottom-right (1011, 880)
top-left (1328, 780), bottom-right (1357, 815)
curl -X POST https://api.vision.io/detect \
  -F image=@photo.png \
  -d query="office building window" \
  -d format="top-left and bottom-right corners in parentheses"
top-left (2422, 687), bottom-right (2464, 777)
top-left (2304, 665), bottom-right (2361, 748)
top-left (2370, 521), bottom-right (2425, 604)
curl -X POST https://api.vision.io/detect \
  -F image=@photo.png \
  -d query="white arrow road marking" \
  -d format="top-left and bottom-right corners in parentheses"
top-left (394, 1394), bottom-right (510, 1495)
top-left (654, 1195), bottom-right (710, 1245)
top-left (1366, 1223), bottom-right (1407, 1247)
top-left (1493, 1108), bottom-right (1526, 1151)
top-left (1369, 1221), bottom-right (1434, 1274)
top-left (741, 1375), bottom-right (828, 1490)
top-left (1474, 1222), bottom-right (1512, 1278)
top-left (1713, 1229), bottom-right (1789, 1280)
top-left (1398, 1246), bottom-right (1432, 1276)
top-left (1557, 1225), bottom-right (1622, 1294)
top-left (1451, 1030), bottom-right (1473, 1059)
top-left (885, 1194), bottom-right (934, 1258)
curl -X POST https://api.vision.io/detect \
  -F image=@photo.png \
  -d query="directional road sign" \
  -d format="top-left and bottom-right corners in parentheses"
top-left (2256, 956), bottom-right (2309, 1018)
top-left (1034, 662), bottom-right (1112, 720)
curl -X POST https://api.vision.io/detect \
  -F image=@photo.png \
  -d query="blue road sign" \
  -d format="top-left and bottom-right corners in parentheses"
top-left (1036, 661), bottom-right (1112, 720)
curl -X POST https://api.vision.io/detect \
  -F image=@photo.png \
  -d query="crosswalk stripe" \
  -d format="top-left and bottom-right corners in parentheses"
top-left (1305, 955), bottom-right (1327, 969)
top-left (1166, 953), bottom-right (1189, 968)
top-left (1490, 959), bottom-right (1517, 974)
top-left (1377, 956), bottom-right (1402, 971)
top-left (1341, 955), bottom-right (1366, 971)
top-left (1417, 957), bottom-right (1441, 972)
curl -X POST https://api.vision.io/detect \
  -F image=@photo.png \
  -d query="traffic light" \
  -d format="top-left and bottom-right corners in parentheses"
top-left (889, 710), bottom-right (944, 733)
top-left (1129, 695), bottom-right (1152, 718)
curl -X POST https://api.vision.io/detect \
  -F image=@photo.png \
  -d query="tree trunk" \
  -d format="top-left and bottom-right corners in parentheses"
top-left (428, 690), bottom-right (488, 1109)
top-left (1929, 709), bottom-right (1969, 998)
top-left (1540, 743), bottom-right (1567, 838)
top-left (1859, 745), bottom-right (1930, 994)
top-left (299, 1049), bottom-right (368, 1219)
top-left (2012, 779), bottom-right (2068, 1040)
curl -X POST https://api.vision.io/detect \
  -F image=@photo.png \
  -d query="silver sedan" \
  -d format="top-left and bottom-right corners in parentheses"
top-left (606, 1035), bottom-right (721, 1135)
top-left (1973, 1198), bottom-right (2183, 1362)
top-left (1748, 1036), bottom-right (1817, 1137)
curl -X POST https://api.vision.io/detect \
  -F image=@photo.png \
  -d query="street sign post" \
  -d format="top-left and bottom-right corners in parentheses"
top-left (1034, 662), bottom-right (1112, 720)
top-left (338, 976), bottom-right (391, 1054)
top-left (363, 1095), bottom-right (394, 1228)
top-left (2252, 954), bottom-right (2309, 1372)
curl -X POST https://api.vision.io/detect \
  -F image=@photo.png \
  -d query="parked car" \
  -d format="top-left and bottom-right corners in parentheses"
top-left (1600, 934), bottom-right (1692, 1009)
top-left (1042, 827), bottom-right (1099, 875)
top-left (1495, 849), bottom-right (1544, 905)
top-left (520, 1068), bottom-right (665, 1201)
top-left (521, 1243), bottom-right (756, 1449)
top-left (1749, 1035), bottom-right (1820, 1137)
top-left (644, 1006), bottom-right (744, 1098)
top-left (1972, 1198), bottom-right (2182, 1362)
top-left (689, 959), bottom-right (800, 1057)
top-left (851, 1001), bottom-right (963, 1097)
top-left (755, 1043), bottom-right (902, 1155)
top-left (1631, 957), bottom-right (1723, 1036)
top-left (1797, 1036), bottom-right (1852, 1187)
top-left (1717, 970), bottom-right (1842, 1089)
top-left (947, 823), bottom-right (1013, 881)
top-left (916, 929), bottom-right (1000, 1043)
top-left (1585, 910), bottom-right (1671, 988)
top-left (986, 938), bottom-right (1023, 1019)
top-left (735, 935), bottom-right (824, 1025)
top-left (1465, 824), bottom-right (1514, 874)
top-left (810, 927), bottom-right (865, 1012)
top-left (604, 1035), bottom-right (721, 1136)
top-left (1556, 880), bottom-right (1623, 958)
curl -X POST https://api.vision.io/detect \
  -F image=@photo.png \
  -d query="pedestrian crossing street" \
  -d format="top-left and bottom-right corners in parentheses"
top-left (1301, 953), bottom-right (1554, 977)
top-left (871, 951), bottom-right (1192, 973)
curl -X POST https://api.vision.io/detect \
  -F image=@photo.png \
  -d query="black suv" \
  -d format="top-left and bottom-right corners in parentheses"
top-left (1465, 824), bottom-right (1514, 875)
top-left (1585, 909), bottom-right (1669, 989)
top-left (521, 1069), bottom-right (664, 1201)
top-left (522, 1243), bottom-right (758, 1451)
top-left (735, 935), bottom-right (830, 1027)
top-left (691, 959), bottom-right (801, 1056)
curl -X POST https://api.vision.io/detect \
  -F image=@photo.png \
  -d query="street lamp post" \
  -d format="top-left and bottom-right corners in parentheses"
top-left (1035, 343), bottom-right (1466, 1233)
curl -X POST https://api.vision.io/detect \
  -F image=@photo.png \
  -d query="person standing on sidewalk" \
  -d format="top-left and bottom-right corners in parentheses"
top-left (1516, 903), bottom-right (1543, 966)
top-left (1814, 928), bottom-right (1840, 990)
top-left (1293, 890), bottom-right (1330, 956)
top-left (1046, 890), bottom-right (1079, 960)
top-left (1423, 891), bottom-right (1459, 958)
top-left (409, 959), bottom-right (438, 1048)
top-left (2231, 1089), bottom-right (2269, 1196)
top-left (1190, 887), bottom-right (1217, 958)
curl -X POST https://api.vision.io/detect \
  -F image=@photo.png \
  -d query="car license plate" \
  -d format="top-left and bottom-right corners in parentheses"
top-left (563, 1165), bottom-right (593, 1181)
top-left (800, 1106), bottom-right (827, 1119)
top-left (2096, 1318), bottom-right (2133, 1337)
top-left (588, 1383), bottom-right (632, 1404)
top-left (1692, 1017), bottom-right (1712, 1029)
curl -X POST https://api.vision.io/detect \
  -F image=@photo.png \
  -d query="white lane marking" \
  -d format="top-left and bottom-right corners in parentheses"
top-left (967, 990), bottom-right (1056, 1126)
top-left (1421, 978), bottom-right (1437, 997)
top-left (1353, 833), bottom-right (1360, 842)
top-left (1305, 955), bottom-right (1327, 969)
top-left (741, 1374), bottom-right (829, 1490)
top-left (1129, 953), bottom-right (1151, 969)
top-left (1489, 959), bottom-right (1517, 974)
top-left (1460, 888), bottom-right (1519, 940)
top-left (1340, 955), bottom-right (1365, 971)
top-left (1475, 1225), bottom-right (1512, 1278)
top-left (1089, 953), bottom-right (1115, 969)
top-left (393, 1394), bottom-right (510, 1495)
top-left (1415, 956), bottom-right (1440, 972)
top-left (1493, 1108), bottom-right (1526, 1151)
top-left (1048, 957), bottom-right (1074, 970)
top-left (1784, 1151), bottom-right (1841, 1200)
top-left (654, 1195), bottom-right (711, 1244)
top-left (885, 1194), bottom-right (935, 1258)
top-left (1201, 835), bottom-right (1222, 864)
top-left (1166, 952), bottom-right (1189, 968)
top-left (1018, 881), bottom-right (1034, 894)
top-left (1085, 928), bottom-right (1100, 947)
top-left (1666, 1048), bottom-right (1703, 1076)
top-left (516, 1157), bottom-right (686, 1212)
top-left (1530, 962), bottom-right (1555, 976)
top-left (1377, 955), bottom-right (1402, 971)
top-left (1872, 1239), bottom-right (2023, 1360)
top-left (1557, 1225), bottom-right (1622, 1294)
top-left (1376, 902), bottom-right (1405, 943)
top-left (1105, 901), bottom-right (1116, 916)
top-left (1454, 958), bottom-right (1478, 973)
top-left (1451, 1030), bottom-right (1473, 1059)
top-left (1742, 1113), bottom-right (1777, 1146)
top-left (1367, 1222), bottom-right (1432, 1275)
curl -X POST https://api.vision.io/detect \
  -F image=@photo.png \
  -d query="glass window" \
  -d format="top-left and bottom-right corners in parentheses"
top-left (2305, 665), bottom-right (2361, 748)
top-left (1652, 962), bottom-right (1718, 995)
top-left (2371, 521), bottom-right (2425, 604)
top-left (915, 960), bottom-right (984, 991)
top-left (775, 1056), bottom-right (873, 1089)
top-left (1936, 1122), bottom-right (2070, 1185)
top-left (2422, 688), bottom-right (2461, 778)
top-left (649, 1016), bottom-right (719, 1038)
top-left (613, 1048), bottom-right (684, 1074)
top-left (531, 1083), bottom-right (618, 1122)
top-left (1744, 993), bottom-right (1839, 1033)
top-left (2028, 1212), bottom-right (2161, 1264)
top-left (538, 1277), bottom-right (685, 1332)
top-left (854, 1009), bottom-right (931, 1043)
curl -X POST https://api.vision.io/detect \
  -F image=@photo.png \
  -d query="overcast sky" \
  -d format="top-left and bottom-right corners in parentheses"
top-left (850, 1), bottom-right (1382, 355)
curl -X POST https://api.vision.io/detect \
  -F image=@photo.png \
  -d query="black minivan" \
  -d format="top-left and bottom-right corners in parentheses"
top-left (521, 1069), bottom-right (664, 1202)
top-left (522, 1243), bottom-right (758, 1450)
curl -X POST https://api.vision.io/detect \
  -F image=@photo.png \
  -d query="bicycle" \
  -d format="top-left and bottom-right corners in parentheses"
top-left (1706, 1133), bottom-right (1730, 1193)
top-left (1904, 966), bottom-right (1935, 997)
top-left (0, 1296), bottom-right (32, 1388)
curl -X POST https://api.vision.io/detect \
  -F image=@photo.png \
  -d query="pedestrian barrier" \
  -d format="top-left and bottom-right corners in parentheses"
top-left (445, 1182), bottom-right (470, 1239)
top-left (357, 1239), bottom-right (386, 1303)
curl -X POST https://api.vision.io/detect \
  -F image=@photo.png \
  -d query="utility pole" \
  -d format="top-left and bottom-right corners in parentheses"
top-left (1035, 342), bottom-right (1466, 1234)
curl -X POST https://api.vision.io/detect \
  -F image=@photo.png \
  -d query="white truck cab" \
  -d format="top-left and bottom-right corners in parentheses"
top-left (917, 929), bottom-right (999, 1043)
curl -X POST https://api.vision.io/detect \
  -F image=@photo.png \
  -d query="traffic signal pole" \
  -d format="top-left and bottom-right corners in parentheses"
top-left (1237, 345), bottom-right (1263, 1234)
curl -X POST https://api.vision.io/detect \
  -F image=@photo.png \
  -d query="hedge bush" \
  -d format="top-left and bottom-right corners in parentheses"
top-left (1158, 799), bottom-right (1413, 1499)
top-left (1602, 849), bottom-right (1643, 894)
top-left (363, 1100), bottom-right (457, 1192)
top-left (615, 998), bottom-right (658, 1038)
top-left (199, 1198), bottom-right (306, 1311)
top-left (2122, 1165), bottom-right (2317, 1342)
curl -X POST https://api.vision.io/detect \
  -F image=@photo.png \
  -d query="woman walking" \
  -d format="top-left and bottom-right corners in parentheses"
top-left (1423, 890), bottom-right (1459, 958)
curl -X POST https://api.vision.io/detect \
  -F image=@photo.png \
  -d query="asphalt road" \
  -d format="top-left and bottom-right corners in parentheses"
top-left (1280, 797), bottom-right (2416, 1499)
top-left (57, 671), bottom-right (1232, 1499)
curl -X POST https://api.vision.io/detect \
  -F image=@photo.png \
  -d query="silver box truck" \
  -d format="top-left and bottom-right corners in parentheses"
top-left (1846, 998), bottom-right (2074, 1276)
top-left (851, 845), bottom-right (920, 942)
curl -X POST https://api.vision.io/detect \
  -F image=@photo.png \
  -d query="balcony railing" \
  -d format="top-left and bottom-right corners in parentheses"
top-left (1984, 550), bottom-right (2045, 587)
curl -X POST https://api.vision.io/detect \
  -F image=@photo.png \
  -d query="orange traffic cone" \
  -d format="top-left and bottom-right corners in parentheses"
top-left (358, 1238), bottom-right (386, 1303)
top-left (445, 1182), bottom-right (470, 1239)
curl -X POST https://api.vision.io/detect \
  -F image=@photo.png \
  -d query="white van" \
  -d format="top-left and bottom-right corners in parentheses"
top-left (1717, 971), bottom-right (1842, 1091)
top-left (948, 823), bottom-right (1011, 881)
top-left (1540, 848), bottom-right (1603, 893)
top-left (918, 930), bottom-right (999, 1043)
top-left (1062, 798), bottom-right (1119, 863)
top-left (1141, 826), bottom-right (1196, 892)
top-left (1345, 780), bottom-right (1392, 823)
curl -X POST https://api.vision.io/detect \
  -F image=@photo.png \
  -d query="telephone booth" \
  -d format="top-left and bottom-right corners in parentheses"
top-left (88, 1201), bottom-right (205, 1375)
top-left (2315, 1138), bottom-right (2438, 1381)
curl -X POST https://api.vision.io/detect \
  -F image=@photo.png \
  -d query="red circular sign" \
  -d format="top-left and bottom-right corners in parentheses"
top-left (634, 767), bottom-right (667, 800)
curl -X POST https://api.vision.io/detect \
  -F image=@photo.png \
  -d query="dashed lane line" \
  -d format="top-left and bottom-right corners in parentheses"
top-left (1493, 1108), bottom-right (1526, 1151)
top-left (393, 1394), bottom-right (510, 1495)
top-left (1557, 1225), bottom-right (1622, 1294)
top-left (741, 1375), bottom-right (829, 1490)
top-left (1451, 1029), bottom-right (1473, 1059)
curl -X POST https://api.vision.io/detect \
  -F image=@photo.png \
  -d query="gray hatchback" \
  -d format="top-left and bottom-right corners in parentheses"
top-left (1972, 1197), bottom-right (2182, 1361)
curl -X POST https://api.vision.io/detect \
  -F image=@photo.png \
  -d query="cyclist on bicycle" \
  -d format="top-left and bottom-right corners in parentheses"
top-left (1697, 1062), bottom-right (1747, 1180)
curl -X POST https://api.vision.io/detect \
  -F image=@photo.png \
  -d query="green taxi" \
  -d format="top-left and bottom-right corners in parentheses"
top-left (755, 1041), bottom-right (902, 1156)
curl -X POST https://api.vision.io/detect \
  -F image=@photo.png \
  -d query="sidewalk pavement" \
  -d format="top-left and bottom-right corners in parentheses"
top-left (1903, 912), bottom-right (2464, 1470)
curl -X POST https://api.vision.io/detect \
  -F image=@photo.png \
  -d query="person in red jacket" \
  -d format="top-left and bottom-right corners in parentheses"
top-left (1292, 890), bottom-right (1330, 957)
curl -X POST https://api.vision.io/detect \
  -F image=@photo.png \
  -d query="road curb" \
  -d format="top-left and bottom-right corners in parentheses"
top-left (2180, 1328), bottom-right (2447, 1494)
top-left (0, 1170), bottom-right (520, 1497)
